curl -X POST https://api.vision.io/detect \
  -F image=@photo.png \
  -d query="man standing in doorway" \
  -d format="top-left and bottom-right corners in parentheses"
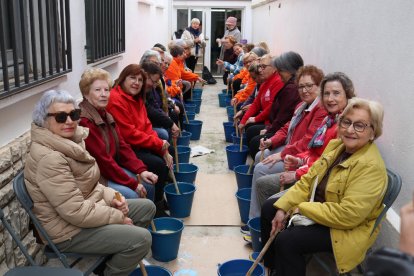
top-left (216, 16), bottom-right (241, 84)
top-left (217, 16), bottom-right (241, 44)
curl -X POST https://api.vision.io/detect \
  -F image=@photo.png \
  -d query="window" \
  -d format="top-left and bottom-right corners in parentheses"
top-left (0, 0), bottom-right (72, 100)
top-left (85, 0), bottom-right (125, 64)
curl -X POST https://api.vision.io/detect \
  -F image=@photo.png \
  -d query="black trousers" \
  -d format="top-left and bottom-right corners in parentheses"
top-left (133, 148), bottom-right (169, 203)
top-left (245, 123), bottom-right (274, 159)
top-left (223, 71), bottom-right (229, 85)
top-left (185, 56), bottom-right (198, 72)
top-left (260, 198), bottom-right (333, 276)
top-left (232, 78), bottom-right (242, 95)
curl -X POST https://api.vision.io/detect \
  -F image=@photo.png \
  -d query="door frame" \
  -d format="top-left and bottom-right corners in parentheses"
top-left (172, 5), bottom-right (247, 72)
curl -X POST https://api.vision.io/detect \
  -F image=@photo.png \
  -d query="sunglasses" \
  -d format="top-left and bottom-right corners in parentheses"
top-left (47, 109), bottom-right (81, 123)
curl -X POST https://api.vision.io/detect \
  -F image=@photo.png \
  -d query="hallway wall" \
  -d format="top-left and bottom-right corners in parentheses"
top-left (252, 0), bottom-right (414, 236)
top-left (0, 0), bottom-right (170, 147)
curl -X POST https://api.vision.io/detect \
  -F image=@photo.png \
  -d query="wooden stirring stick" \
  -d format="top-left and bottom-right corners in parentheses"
top-left (259, 138), bottom-right (267, 162)
top-left (246, 211), bottom-right (291, 276)
top-left (168, 167), bottom-right (181, 195)
top-left (239, 129), bottom-right (244, 152)
top-left (173, 138), bottom-right (180, 172)
top-left (139, 261), bottom-right (148, 276)
top-left (247, 161), bottom-right (254, 174)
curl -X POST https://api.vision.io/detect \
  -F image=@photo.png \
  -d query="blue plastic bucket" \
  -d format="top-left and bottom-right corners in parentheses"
top-left (218, 93), bottom-right (227, 107)
top-left (184, 104), bottom-right (196, 113)
top-left (236, 188), bottom-right (251, 224)
top-left (234, 164), bottom-right (254, 189)
top-left (223, 122), bottom-right (235, 143)
top-left (228, 114), bottom-right (234, 123)
top-left (217, 259), bottom-right (264, 276)
top-left (225, 97), bottom-right (232, 107)
top-left (164, 183), bottom-right (196, 218)
top-left (226, 106), bottom-right (235, 117)
top-left (231, 132), bottom-right (247, 145)
top-left (186, 111), bottom-right (196, 121)
top-left (130, 265), bottom-right (172, 276)
top-left (225, 145), bottom-right (249, 170)
top-left (177, 131), bottom-right (192, 146)
top-left (248, 217), bottom-right (263, 252)
top-left (186, 99), bottom-right (202, 114)
top-left (176, 145), bottom-right (191, 164)
top-left (192, 89), bottom-right (203, 99)
top-left (149, 217), bottom-right (184, 262)
top-left (174, 163), bottom-right (198, 184)
top-left (183, 120), bottom-right (203, 140)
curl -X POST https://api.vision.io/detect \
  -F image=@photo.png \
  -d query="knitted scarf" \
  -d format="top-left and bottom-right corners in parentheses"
top-left (308, 113), bottom-right (339, 148)
top-left (186, 26), bottom-right (201, 55)
top-left (286, 98), bottom-right (320, 144)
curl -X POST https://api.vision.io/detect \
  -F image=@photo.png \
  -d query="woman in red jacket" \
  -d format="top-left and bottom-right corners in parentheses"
top-left (107, 64), bottom-right (173, 217)
top-left (79, 68), bottom-right (158, 200)
top-left (245, 65), bottom-right (327, 224)
top-left (238, 54), bottom-right (284, 151)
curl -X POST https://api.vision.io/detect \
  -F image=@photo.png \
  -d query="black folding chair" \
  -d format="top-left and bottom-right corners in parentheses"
top-left (1, 207), bottom-right (82, 276)
top-left (12, 171), bottom-right (109, 276)
top-left (311, 168), bottom-right (403, 275)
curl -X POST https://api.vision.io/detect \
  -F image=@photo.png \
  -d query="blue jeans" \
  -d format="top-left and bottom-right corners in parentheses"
top-left (108, 168), bottom-right (155, 201)
top-left (153, 127), bottom-right (169, 140)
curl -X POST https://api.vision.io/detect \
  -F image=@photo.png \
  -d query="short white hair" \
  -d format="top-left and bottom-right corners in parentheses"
top-left (191, 18), bottom-right (200, 24)
top-left (32, 90), bottom-right (77, 127)
top-left (139, 50), bottom-right (161, 65)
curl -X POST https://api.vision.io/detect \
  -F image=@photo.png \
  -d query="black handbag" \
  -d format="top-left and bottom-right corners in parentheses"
top-left (365, 247), bottom-right (414, 276)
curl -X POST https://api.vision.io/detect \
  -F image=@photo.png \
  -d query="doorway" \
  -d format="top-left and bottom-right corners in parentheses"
top-left (173, 8), bottom-right (242, 76)
top-left (210, 9), bottom-right (242, 75)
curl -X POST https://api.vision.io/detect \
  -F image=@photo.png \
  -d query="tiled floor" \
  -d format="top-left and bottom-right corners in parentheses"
top-left (47, 82), bottom-right (347, 275)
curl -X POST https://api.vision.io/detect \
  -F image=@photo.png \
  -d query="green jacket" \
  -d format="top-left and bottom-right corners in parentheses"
top-left (275, 139), bottom-right (387, 273)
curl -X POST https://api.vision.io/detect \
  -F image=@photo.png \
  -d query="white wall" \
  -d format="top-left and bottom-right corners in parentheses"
top-left (252, 0), bottom-right (414, 213)
top-left (0, 0), bottom-right (170, 147)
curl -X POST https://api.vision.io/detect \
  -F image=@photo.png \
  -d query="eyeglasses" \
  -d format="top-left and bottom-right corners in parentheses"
top-left (298, 83), bottom-right (316, 92)
top-left (47, 109), bottom-right (81, 123)
top-left (339, 118), bottom-right (372, 132)
top-left (258, 64), bottom-right (271, 70)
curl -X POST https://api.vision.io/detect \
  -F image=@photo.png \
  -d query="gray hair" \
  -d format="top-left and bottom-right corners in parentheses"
top-left (174, 39), bottom-right (189, 49)
top-left (32, 90), bottom-right (77, 127)
top-left (191, 18), bottom-right (200, 24)
top-left (250, 47), bottom-right (268, 57)
top-left (163, 52), bottom-right (172, 64)
top-left (139, 50), bottom-right (161, 65)
top-left (273, 51), bottom-right (304, 75)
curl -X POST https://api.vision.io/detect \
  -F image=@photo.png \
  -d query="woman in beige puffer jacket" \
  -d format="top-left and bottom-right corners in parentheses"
top-left (24, 90), bottom-right (155, 276)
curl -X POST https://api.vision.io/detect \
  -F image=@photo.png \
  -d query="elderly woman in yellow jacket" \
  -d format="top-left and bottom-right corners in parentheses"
top-left (261, 97), bottom-right (387, 276)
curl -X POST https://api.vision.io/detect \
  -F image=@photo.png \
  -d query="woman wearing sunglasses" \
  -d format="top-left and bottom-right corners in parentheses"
top-left (78, 68), bottom-right (157, 200)
top-left (24, 90), bottom-right (155, 276)
top-left (260, 98), bottom-right (386, 276)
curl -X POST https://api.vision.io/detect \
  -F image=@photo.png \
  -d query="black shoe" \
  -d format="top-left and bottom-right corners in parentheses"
top-left (269, 269), bottom-right (277, 276)
top-left (154, 208), bottom-right (170, 218)
top-left (240, 224), bottom-right (250, 234)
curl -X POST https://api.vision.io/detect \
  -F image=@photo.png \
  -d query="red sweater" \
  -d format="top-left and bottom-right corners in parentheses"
top-left (79, 108), bottom-right (147, 191)
top-left (270, 99), bottom-right (328, 159)
top-left (240, 73), bottom-right (284, 125)
top-left (107, 86), bottom-right (164, 156)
